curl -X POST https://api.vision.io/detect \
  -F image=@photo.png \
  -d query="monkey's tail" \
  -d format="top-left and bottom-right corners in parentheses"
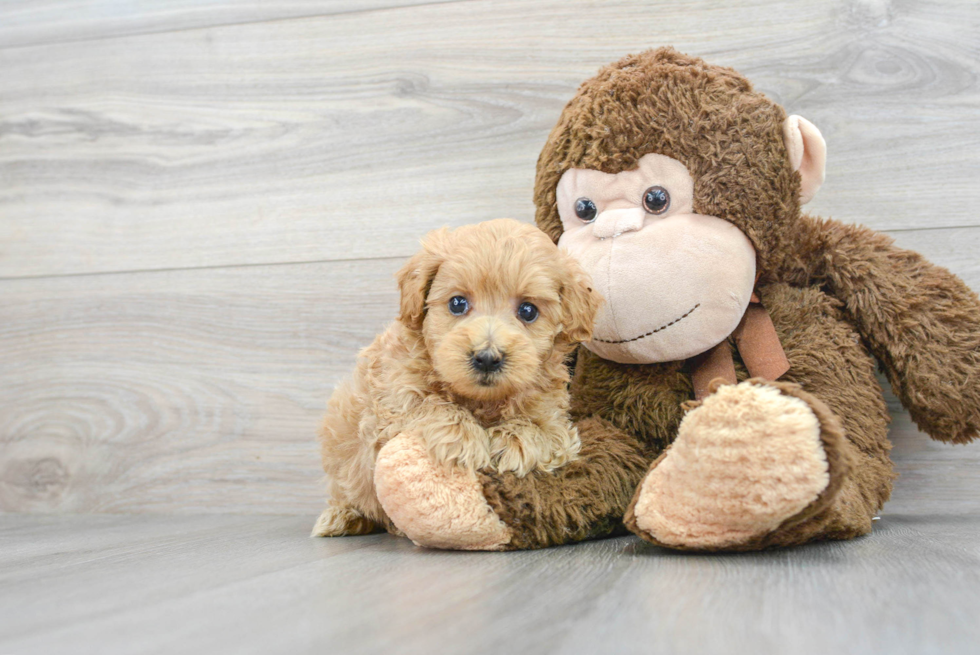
top-left (782, 214), bottom-right (980, 444)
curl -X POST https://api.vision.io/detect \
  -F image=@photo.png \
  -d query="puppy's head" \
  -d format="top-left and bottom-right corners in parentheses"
top-left (396, 218), bottom-right (601, 402)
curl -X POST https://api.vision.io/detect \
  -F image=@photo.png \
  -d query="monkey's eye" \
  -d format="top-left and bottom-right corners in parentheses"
top-left (574, 198), bottom-right (598, 223)
top-left (448, 296), bottom-right (469, 316)
top-left (642, 186), bottom-right (670, 214)
top-left (517, 302), bottom-right (539, 324)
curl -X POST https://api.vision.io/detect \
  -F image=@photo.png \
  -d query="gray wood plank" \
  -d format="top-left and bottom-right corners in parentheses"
top-left (0, 257), bottom-right (401, 515)
top-left (0, 0), bottom-right (466, 50)
top-left (2, 235), bottom-right (980, 515)
top-left (1, 0), bottom-right (978, 278)
top-left (0, 513), bottom-right (977, 655)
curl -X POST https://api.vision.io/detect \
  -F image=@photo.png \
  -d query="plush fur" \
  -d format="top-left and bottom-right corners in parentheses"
top-left (372, 47), bottom-right (980, 552)
top-left (312, 218), bottom-right (601, 537)
top-left (534, 48), bottom-right (798, 276)
top-left (374, 434), bottom-right (512, 550)
top-left (628, 380), bottom-right (830, 549)
top-left (486, 283), bottom-right (892, 550)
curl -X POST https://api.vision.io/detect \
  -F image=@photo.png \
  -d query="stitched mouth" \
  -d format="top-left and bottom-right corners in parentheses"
top-left (592, 303), bottom-right (701, 344)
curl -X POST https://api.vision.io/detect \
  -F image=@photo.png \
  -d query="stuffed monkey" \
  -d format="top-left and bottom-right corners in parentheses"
top-left (372, 47), bottom-right (980, 551)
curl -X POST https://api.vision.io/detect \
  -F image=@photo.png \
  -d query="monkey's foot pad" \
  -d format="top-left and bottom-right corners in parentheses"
top-left (627, 380), bottom-right (831, 550)
top-left (374, 434), bottom-right (512, 551)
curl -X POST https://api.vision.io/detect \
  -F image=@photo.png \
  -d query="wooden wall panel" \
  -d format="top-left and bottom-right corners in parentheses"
top-left (0, 258), bottom-right (401, 514)
top-left (2, 229), bottom-right (979, 515)
top-left (2, 0), bottom-right (979, 515)
top-left (1, 0), bottom-right (978, 278)
top-left (0, 0), bottom-right (463, 49)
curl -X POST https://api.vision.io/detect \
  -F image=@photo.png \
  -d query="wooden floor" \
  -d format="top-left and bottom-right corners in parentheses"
top-left (3, 509), bottom-right (979, 655)
top-left (3, 408), bottom-right (979, 654)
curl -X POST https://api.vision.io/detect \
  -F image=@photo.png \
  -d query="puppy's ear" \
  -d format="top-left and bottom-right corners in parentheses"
top-left (396, 227), bottom-right (450, 333)
top-left (556, 249), bottom-right (602, 347)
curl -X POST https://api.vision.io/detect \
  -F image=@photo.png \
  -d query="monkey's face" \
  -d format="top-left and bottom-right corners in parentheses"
top-left (557, 153), bottom-right (756, 364)
top-left (535, 48), bottom-right (827, 366)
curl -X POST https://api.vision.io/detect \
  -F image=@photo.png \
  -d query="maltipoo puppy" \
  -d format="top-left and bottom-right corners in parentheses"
top-left (312, 218), bottom-right (601, 537)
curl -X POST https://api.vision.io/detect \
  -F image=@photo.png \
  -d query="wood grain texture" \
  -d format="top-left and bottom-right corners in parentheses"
top-left (2, 234), bottom-right (979, 516)
top-left (1, 0), bottom-right (978, 278)
top-left (1, 0), bottom-right (979, 518)
top-left (1, 513), bottom-right (978, 655)
top-left (0, 0), bottom-right (466, 50)
top-left (0, 257), bottom-right (400, 515)
top-left (2, 2), bottom-right (980, 637)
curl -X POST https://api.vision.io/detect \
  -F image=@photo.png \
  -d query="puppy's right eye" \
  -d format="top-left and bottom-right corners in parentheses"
top-left (574, 198), bottom-right (597, 223)
top-left (448, 296), bottom-right (469, 316)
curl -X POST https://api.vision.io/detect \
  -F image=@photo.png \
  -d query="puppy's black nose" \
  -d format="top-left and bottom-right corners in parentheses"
top-left (471, 349), bottom-right (504, 373)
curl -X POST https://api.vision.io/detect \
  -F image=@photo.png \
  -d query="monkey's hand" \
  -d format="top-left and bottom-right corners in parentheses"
top-left (373, 432), bottom-right (512, 550)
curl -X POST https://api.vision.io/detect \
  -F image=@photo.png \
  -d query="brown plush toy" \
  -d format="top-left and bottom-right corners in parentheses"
top-left (371, 47), bottom-right (980, 551)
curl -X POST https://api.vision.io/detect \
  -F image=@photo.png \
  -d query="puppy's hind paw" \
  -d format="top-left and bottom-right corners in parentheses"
top-left (311, 506), bottom-right (379, 537)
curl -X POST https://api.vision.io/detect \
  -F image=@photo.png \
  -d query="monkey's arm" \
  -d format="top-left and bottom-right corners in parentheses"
top-left (373, 416), bottom-right (647, 550)
top-left (784, 214), bottom-right (980, 443)
top-left (375, 349), bottom-right (655, 550)
top-left (478, 416), bottom-right (649, 549)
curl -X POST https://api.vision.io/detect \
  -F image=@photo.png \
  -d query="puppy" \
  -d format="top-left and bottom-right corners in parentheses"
top-left (312, 218), bottom-right (601, 537)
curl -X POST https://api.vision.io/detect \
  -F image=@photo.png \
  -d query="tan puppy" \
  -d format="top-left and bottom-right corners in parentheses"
top-left (312, 218), bottom-right (601, 538)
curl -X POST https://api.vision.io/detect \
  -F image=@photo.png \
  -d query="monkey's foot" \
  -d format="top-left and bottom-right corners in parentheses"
top-left (625, 379), bottom-right (844, 551)
top-left (374, 434), bottom-right (512, 551)
top-left (311, 505), bottom-right (380, 537)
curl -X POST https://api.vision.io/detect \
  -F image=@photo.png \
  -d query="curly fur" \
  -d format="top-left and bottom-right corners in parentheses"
top-left (474, 47), bottom-right (980, 551)
top-left (534, 47), bottom-right (798, 276)
top-left (313, 218), bottom-right (601, 537)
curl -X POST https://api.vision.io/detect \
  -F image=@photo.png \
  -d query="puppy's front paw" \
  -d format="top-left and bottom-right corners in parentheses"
top-left (626, 380), bottom-right (833, 550)
top-left (489, 420), bottom-right (537, 477)
top-left (489, 420), bottom-right (579, 476)
top-left (374, 433), bottom-right (512, 551)
top-left (422, 415), bottom-right (493, 472)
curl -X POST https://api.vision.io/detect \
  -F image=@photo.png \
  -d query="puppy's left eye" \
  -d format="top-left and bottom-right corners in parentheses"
top-left (517, 302), bottom-right (539, 323)
top-left (448, 296), bottom-right (469, 316)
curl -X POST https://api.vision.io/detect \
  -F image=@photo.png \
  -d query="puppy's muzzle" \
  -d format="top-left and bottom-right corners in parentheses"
top-left (471, 349), bottom-right (505, 374)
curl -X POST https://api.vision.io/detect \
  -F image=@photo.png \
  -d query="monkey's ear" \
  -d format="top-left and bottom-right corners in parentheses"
top-left (556, 250), bottom-right (603, 347)
top-left (396, 228), bottom-right (449, 333)
top-left (782, 115), bottom-right (826, 205)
